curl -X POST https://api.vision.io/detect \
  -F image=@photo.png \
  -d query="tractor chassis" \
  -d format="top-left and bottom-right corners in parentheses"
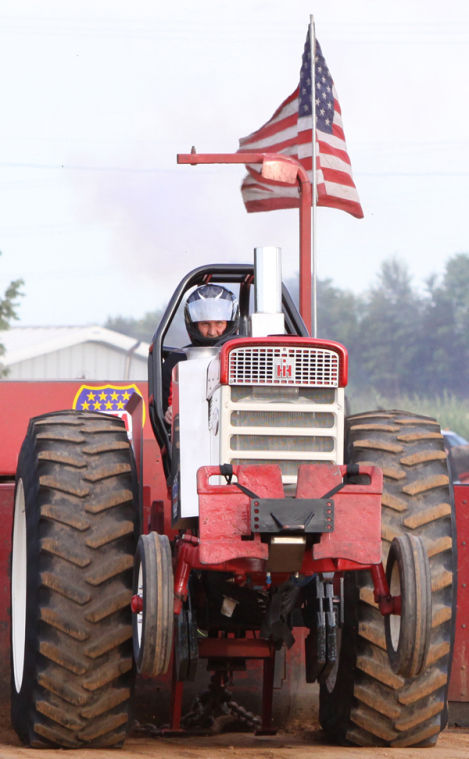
top-left (132, 461), bottom-right (415, 734)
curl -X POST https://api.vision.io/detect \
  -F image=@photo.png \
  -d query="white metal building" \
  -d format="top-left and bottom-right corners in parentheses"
top-left (0, 326), bottom-right (149, 380)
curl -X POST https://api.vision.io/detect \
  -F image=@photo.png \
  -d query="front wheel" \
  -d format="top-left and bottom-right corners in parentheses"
top-left (385, 533), bottom-right (431, 678)
top-left (132, 532), bottom-right (174, 677)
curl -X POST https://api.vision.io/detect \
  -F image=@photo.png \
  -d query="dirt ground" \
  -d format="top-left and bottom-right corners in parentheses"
top-left (0, 700), bottom-right (468, 759)
top-left (0, 726), bottom-right (468, 759)
top-left (1, 673), bottom-right (468, 758)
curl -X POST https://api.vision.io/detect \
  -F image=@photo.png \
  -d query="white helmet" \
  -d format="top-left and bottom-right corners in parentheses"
top-left (184, 284), bottom-right (239, 346)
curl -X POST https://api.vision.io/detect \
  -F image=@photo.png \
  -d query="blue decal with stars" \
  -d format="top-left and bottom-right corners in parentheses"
top-left (72, 383), bottom-right (145, 425)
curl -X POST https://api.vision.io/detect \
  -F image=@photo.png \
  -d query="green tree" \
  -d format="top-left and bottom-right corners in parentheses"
top-left (105, 307), bottom-right (187, 347)
top-left (316, 278), bottom-right (364, 388)
top-left (418, 253), bottom-right (469, 396)
top-left (0, 256), bottom-right (23, 376)
top-left (105, 310), bottom-right (164, 343)
top-left (285, 275), bottom-right (361, 344)
top-left (358, 258), bottom-right (422, 397)
top-left (317, 278), bottom-right (361, 345)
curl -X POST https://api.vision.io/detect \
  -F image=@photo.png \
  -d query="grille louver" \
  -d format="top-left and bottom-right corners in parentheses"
top-left (228, 346), bottom-right (339, 387)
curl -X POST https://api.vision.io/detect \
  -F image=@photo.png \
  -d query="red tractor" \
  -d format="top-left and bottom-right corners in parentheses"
top-left (9, 153), bottom-right (456, 748)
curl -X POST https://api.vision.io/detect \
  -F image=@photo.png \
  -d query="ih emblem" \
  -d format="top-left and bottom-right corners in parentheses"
top-left (72, 384), bottom-right (145, 437)
top-left (273, 354), bottom-right (295, 381)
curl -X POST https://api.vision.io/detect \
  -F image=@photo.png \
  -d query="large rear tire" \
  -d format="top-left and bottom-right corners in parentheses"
top-left (10, 411), bottom-right (138, 748)
top-left (319, 410), bottom-right (456, 747)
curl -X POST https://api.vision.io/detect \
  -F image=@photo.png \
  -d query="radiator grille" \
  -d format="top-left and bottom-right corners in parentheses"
top-left (228, 346), bottom-right (339, 387)
top-left (231, 386), bottom-right (335, 404)
top-left (231, 434), bottom-right (334, 453)
top-left (231, 410), bottom-right (334, 428)
top-left (221, 384), bottom-right (343, 484)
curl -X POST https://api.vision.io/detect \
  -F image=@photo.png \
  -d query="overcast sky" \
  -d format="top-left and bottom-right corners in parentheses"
top-left (1, 1), bottom-right (468, 327)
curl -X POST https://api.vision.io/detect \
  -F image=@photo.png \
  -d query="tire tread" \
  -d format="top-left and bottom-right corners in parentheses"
top-left (11, 411), bottom-right (137, 748)
top-left (319, 409), bottom-right (456, 747)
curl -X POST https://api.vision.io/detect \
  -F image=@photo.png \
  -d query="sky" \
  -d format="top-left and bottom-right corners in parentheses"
top-left (1, 1), bottom-right (469, 327)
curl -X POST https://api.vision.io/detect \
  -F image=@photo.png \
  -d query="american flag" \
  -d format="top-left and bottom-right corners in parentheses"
top-left (238, 27), bottom-right (363, 219)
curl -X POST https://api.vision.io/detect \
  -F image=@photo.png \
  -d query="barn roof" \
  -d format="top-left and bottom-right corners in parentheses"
top-left (0, 325), bottom-right (149, 367)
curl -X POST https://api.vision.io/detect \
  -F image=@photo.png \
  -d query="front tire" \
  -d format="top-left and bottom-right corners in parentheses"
top-left (132, 532), bottom-right (174, 677)
top-left (385, 534), bottom-right (431, 678)
top-left (10, 411), bottom-right (138, 748)
top-left (320, 410), bottom-right (456, 747)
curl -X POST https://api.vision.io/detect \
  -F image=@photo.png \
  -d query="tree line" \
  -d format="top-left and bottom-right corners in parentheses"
top-left (315, 253), bottom-right (469, 397)
top-left (106, 252), bottom-right (469, 399)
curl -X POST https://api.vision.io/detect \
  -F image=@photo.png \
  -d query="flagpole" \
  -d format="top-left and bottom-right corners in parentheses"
top-left (310, 15), bottom-right (318, 338)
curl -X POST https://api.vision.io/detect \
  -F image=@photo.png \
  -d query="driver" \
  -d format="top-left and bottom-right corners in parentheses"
top-left (163, 284), bottom-right (239, 423)
top-left (184, 283), bottom-right (239, 346)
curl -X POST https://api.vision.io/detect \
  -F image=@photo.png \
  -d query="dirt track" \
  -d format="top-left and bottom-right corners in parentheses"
top-left (1, 674), bottom-right (468, 757)
top-left (0, 700), bottom-right (468, 759)
top-left (0, 727), bottom-right (468, 759)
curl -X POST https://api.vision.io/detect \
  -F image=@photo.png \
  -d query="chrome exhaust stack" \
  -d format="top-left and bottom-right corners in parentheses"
top-left (250, 246), bottom-right (285, 337)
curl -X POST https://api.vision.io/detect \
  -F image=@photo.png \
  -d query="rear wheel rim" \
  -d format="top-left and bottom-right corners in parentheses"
top-left (389, 560), bottom-right (401, 651)
top-left (11, 479), bottom-right (27, 693)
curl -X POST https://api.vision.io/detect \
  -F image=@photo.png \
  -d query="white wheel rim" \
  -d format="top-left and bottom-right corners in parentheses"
top-left (136, 562), bottom-right (143, 651)
top-left (11, 479), bottom-right (27, 693)
top-left (389, 560), bottom-right (401, 650)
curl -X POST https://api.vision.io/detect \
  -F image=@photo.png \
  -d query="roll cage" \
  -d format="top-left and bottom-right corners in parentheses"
top-left (148, 262), bottom-right (308, 477)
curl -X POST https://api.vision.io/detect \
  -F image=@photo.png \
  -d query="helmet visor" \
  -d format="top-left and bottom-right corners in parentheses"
top-left (187, 298), bottom-right (234, 322)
